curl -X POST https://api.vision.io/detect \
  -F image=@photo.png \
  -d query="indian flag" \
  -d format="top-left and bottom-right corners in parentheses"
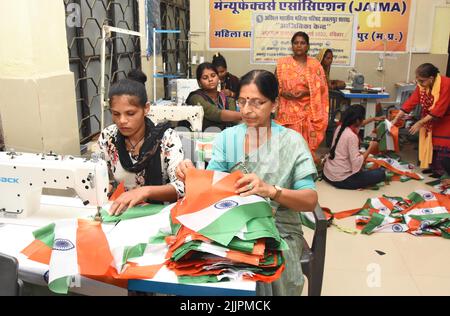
top-left (172, 169), bottom-right (273, 246)
top-left (361, 213), bottom-right (407, 234)
top-left (21, 204), bottom-right (173, 294)
top-left (367, 157), bottom-right (424, 180)
top-left (334, 197), bottom-right (395, 220)
top-left (22, 219), bottom-right (113, 294)
top-left (377, 120), bottom-right (399, 152)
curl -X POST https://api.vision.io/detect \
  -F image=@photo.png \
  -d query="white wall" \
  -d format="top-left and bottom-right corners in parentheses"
top-left (0, 0), bottom-right (80, 155)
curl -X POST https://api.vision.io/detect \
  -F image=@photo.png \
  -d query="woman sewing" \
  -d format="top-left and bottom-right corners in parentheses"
top-left (97, 79), bottom-right (185, 215)
top-left (186, 62), bottom-right (241, 131)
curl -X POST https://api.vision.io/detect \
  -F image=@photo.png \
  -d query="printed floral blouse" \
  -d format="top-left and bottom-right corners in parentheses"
top-left (97, 124), bottom-right (185, 197)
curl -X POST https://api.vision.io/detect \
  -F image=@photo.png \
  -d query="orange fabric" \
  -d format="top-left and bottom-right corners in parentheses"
top-left (109, 181), bottom-right (125, 201)
top-left (172, 169), bottom-right (243, 221)
top-left (275, 56), bottom-right (329, 153)
top-left (333, 208), bottom-right (362, 219)
top-left (21, 239), bottom-right (52, 265)
top-left (244, 263), bottom-right (285, 283)
top-left (367, 157), bottom-right (423, 180)
top-left (76, 219), bottom-right (113, 276)
top-left (226, 250), bottom-right (263, 266)
top-left (252, 239), bottom-right (266, 256)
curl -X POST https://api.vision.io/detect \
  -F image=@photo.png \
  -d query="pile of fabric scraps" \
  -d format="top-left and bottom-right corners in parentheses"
top-left (164, 169), bottom-right (287, 284)
top-left (333, 190), bottom-right (450, 238)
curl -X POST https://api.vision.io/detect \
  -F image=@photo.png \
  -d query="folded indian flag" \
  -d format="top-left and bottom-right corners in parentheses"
top-left (367, 156), bottom-right (424, 181)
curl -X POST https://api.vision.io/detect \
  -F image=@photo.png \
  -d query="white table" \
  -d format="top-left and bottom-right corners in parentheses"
top-left (0, 196), bottom-right (256, 296)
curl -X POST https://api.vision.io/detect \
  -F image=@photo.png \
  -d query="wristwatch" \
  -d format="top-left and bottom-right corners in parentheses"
top-left (271, 185), bottom-right (283, 201)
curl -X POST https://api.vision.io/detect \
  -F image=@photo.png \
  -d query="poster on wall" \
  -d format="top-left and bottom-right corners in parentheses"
top-left (251, 12), bottom-right (357, 65)
top-left (209, 0), bottom-right (411, 52)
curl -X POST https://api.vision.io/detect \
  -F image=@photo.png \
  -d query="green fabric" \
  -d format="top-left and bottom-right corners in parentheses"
top-left (122, 243), bottom-right (147, 264)
top-left (178, 275), bottom-right (220, 284)
top-left (361, 213), bottom-right (386, 235)
top-left (148, 229), bottom-right (171, 244)
top-left (199, 201), bottom-right (273, 246)
top-left (101, 204), bottom-right (165, 223)
top-left (48, 277), bottom-right (71, 294)
top-left (33, 223), bottom-right (55, 247)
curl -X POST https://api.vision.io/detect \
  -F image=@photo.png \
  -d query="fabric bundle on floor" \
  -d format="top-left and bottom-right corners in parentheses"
top-left (334, 190), bottom-right (450, 238)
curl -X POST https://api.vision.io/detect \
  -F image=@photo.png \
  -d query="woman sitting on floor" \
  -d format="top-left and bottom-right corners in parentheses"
top-left (323, 105), bottom-right (386, 190)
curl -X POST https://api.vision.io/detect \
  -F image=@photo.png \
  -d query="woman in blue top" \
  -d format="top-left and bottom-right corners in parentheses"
top-left (176, 70), bottom-right (318, 296)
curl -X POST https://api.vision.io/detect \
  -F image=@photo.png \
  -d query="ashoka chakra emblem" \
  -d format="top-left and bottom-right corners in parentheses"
top-left (53, 239), bottom-right (75, 251)
top-left (214, 200), bottom-right (238, 209)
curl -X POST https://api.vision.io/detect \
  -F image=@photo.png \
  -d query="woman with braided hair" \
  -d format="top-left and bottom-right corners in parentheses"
top-left (323, 105), bottom-right (386, 189)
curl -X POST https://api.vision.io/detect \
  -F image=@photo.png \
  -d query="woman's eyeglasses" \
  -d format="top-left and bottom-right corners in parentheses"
top-left (237, 97), bottom-right (269, 109)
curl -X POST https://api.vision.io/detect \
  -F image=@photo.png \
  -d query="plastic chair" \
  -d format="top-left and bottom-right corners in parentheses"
top-left (301, 204), bottom-right (328, 296)
top-left (0, 252), bottom-right (23, 296)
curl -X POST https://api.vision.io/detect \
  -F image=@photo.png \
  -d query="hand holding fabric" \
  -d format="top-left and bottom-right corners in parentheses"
top-left (176, 159), bottom-right (196, 182)
top-left (234, 173), bottom-right (276, 198)
top-left (108, 187), bottom-right (149, 216)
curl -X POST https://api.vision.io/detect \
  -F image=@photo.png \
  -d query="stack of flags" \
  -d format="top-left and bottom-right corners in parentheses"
top-left (164, 169), bottom-right (287, 284)
top-left (20, 170), bottom-right (287, 293)
top-left (334, 190), bottom-right (450, 238)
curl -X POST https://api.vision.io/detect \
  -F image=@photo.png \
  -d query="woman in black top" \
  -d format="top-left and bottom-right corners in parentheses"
top-left (212, 53), bottom-right (240, 99)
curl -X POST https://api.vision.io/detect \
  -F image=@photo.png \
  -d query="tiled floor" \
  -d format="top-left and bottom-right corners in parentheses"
top-left (303, 145), bottom-right (450, 296)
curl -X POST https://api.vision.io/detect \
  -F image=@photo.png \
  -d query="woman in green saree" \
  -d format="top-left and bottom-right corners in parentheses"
top-left (176, 70), bottom-right (318, 296)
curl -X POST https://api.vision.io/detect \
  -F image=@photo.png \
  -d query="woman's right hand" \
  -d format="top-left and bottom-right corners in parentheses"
top-left (176, 159), bottom-right (196, 182)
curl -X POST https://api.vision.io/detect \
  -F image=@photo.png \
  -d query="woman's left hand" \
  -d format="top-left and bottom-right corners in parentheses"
top-left (409, 121), bottom-right (423, 135)
top-left (109, 187), bottom-right (149, 216)
top-left (234, 173), bottom-right (275, 198)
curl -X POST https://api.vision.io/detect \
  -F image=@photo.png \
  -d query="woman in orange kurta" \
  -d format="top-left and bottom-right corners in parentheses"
top-left (275, 32), bottom-right (329, 157)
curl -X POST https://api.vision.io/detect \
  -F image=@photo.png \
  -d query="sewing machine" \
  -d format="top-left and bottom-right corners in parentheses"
top-left (348, 69), bottom-right (365, 91)
top-left (148, 105), bottom-right (204, 132)
top-left (0, 150), bottom-right (109, 219)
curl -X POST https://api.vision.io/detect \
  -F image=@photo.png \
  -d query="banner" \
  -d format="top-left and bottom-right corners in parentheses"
top-left (209, 0), bottom-right (411, 52)
top-left (251, 12), bottom-right (356, 65)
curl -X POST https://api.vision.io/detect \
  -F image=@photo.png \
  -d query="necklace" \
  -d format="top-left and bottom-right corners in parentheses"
top-left (126, 136), bottom-right (144, 152)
